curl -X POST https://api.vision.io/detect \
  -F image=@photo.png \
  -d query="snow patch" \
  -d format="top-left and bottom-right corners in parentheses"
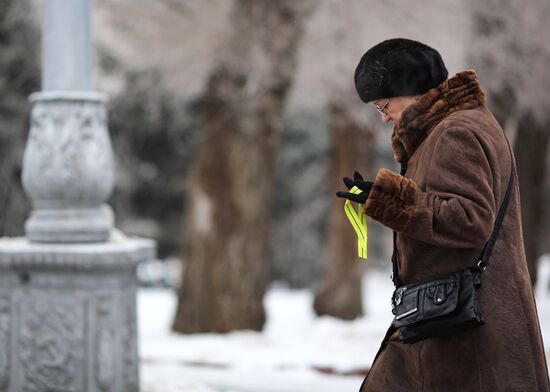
top-left (139, 260), bottom-right (550, 391)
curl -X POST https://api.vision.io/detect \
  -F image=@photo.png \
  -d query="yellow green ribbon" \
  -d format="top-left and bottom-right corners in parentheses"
top-left (344, 185), bottom-right (368, 259)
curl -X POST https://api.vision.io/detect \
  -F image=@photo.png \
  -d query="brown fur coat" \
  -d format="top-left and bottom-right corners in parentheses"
top-left (360, 70), bottom-right (550, 391)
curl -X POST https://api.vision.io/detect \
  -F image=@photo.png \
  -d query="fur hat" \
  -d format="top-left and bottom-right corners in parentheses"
top-left (354, 38), bottom-right (448, 103)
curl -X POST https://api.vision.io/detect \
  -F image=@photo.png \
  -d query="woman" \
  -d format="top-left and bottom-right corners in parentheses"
top-left (337, 38), bottom-right (550, 392)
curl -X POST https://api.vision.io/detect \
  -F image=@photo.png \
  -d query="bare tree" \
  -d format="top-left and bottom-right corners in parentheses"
top-left (313, 100), bottom-right (376, 319)
top-left (308, 1), bottom-right (383, 319)
top-left (172, 0), bottom-right (313, 333)
top-left (0, 0), bottom-right (39, 236)
top-left (468, 0), bottom-right (550, 285)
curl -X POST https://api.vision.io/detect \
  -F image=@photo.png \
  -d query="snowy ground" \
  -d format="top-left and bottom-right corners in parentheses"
top-left (139, 257), bottom-right (550, 392)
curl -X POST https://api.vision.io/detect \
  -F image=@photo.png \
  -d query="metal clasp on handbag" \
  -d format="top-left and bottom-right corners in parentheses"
top-left (477, 259), bottom-right (486, 271)
top-left (392, 286), bottom-right (407, 311)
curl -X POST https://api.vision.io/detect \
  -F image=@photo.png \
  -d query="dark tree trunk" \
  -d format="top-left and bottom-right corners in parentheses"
top-left (0, 0), bottom-right (38, 236)
top-left (467, 0), bottom-right (550, 288)
top-left (313, 102), bottom-right (376, 319)
top-left (172, 0), bottom-right (311, 333)
top-left (513, 115), bottom-right (550, 286)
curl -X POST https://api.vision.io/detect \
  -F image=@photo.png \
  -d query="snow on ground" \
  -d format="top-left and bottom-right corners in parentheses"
top-left (140, 257), bottom-right (550, 392)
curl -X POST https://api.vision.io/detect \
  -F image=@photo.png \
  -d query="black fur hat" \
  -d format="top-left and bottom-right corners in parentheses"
top-left (354, 38), bottom-right (448, 103)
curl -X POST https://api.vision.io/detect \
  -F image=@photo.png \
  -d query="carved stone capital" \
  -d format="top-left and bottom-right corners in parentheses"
top-left (22, 91), bottom-right (114, 243)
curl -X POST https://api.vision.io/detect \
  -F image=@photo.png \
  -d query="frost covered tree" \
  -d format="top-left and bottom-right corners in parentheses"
top-left (172, 0), bottom-right (313, 333)
top-left (0, 0), bottom-right (39, 236)
top-left (309, 1), bottom-right (382, 319)
top-left (107, 70), bottom-right (198, 258)
top-left (313, 98), bottom-right (376, 319)
top-left (468, 0), bottom-right (550, 285)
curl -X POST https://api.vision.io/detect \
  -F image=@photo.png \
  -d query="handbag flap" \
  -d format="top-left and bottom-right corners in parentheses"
top-left (393, 272), bottom-right (461, 327)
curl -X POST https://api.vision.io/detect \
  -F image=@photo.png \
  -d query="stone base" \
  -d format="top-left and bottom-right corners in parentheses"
top-left (24, 205), bottom-right (114, 243)
top-left (0, 234), bottom-right (155, 392)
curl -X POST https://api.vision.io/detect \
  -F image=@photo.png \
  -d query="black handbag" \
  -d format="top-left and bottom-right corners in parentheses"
top-left (391, 139), bottom-right (514, 344)
top-left (392, 268), bottom-right (484, 343)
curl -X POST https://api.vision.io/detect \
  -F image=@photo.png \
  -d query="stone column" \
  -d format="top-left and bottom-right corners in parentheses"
top-left (0, 1), bottom-right (155, 391)
top-left (42, 0), bottom-right (93, 92)
top-left (23, 0), bottom-right (111, 243)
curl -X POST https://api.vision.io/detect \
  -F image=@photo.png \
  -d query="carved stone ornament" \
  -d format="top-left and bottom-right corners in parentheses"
top-left (19, 294), bottom-right (84, 391)
top-left (22, 91), bottom-right (114, 243)
top-left (95, 295), bottom-right (116, 391)
top-left (121, 291), bottom-right (139, 392)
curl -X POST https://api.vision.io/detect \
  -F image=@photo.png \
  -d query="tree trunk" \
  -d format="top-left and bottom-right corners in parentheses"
top-left (467, 0), bottom-right (550, 288)
top-left (0, 0), bottom-right (38, 236)
top-left (172, 0), bottom-right (311, 333)
top-left (513, 115), bottom-right (550, 286)
top-left (313, 102), bottom-right (376, 320)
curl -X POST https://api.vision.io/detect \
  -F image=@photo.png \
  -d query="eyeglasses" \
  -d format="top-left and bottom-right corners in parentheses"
top-left (375, 100), bottom-right (390, 115)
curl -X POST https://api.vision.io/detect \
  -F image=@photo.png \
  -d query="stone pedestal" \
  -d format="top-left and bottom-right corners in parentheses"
top-left (0, 234), bottom-right (155, 392)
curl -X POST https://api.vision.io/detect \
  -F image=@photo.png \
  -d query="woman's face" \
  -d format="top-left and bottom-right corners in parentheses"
top-left (373, 96), bottom-right (418, 126)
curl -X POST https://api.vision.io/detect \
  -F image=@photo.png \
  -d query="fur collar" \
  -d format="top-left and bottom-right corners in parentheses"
top-left (391, 69), bottom-right (486, 163)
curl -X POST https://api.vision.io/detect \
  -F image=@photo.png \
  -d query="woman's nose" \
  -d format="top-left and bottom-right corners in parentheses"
top-left (382, 113), bottom-right (391, 123)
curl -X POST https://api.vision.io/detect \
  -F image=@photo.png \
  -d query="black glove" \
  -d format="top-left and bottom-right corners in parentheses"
top-left (336, 171), bottom-right (373, 204)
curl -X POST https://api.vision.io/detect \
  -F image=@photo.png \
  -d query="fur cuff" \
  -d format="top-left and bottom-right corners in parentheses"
top-left (363, 168), bottom-right (417, 232)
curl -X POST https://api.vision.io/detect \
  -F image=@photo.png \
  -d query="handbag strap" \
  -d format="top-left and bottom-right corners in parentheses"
top-left (477, 135), bottom-right (515, 271)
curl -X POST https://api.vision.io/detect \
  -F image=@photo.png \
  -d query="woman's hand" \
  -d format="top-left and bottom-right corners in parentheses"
top-left (336, 171), bottom-right (373, 204)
